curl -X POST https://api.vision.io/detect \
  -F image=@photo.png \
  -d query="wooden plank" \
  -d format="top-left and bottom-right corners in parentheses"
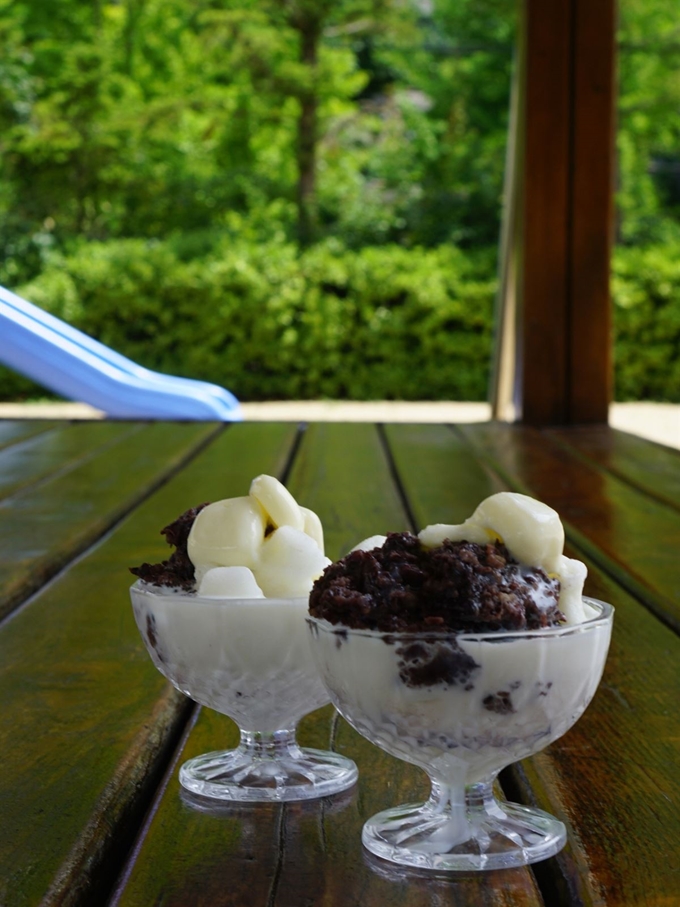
top-left (110, 709), bottom-right (284, 907)
top-left (499, 0), bottom-right (615, 424)
top-left (568, 0), bottom-right (616, 422)
top-left (388, 423), bottom-right (680, 906)
top-left (0, 418), bottom-right (59, 452)
top-left (458, 422), bottom-right (680, 633)
top-left (0, 420), bottom-right (136, 502)
top-left (0, 422), bottom-right (299, 907)
top-left (0, 421), bottom-right (217, 620)
top-left (288, 422), bottom-right (411, 557)
top-left (547, 424), bottom-right (680, 513)
top-left (520, 0), bottom-right (572, 425)
top-left (382, 422), bottom-right (507, 527)
top-left (112, 423), bottom-right (543, 907)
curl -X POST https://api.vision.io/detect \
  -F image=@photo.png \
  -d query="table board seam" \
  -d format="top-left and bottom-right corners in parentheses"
top-left (0, 422), bottom-right (144, 505)
top-left (0, 422), bottom-right (226, 624)
top-left (377, 423), bottom-right (418, 532)
top-left (107, 703), bottom-right (202, 907)
top-left (0, 419), bottom-right (58, 453)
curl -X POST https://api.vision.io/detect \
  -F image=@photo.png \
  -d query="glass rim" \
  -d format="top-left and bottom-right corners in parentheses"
top-left (306, 597), bottom-right (614, 642)
top-left (130, 578), bottom-right (308, 607)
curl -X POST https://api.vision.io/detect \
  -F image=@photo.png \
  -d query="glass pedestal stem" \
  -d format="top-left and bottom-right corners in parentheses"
top-left (179, 724), bottom-right (358, 803)
top-left (236, 728), bottom-right (303, 767)
top-left (362, 772), bottom-right (566, 870)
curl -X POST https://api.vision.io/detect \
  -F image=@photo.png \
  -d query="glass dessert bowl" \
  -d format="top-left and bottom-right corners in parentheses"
top-left (307, 597), bottom-right (613, 871)
top-left (130, 584), bottom-right (358, 802)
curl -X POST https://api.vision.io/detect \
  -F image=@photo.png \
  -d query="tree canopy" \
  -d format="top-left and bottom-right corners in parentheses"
top-left (0, 0), bottom-right (516, 284)
top-left (1, 0), bottom-right (680, 404)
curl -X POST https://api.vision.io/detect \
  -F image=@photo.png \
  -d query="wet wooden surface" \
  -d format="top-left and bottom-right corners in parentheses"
top-left (0, 420), bottom-right (220, 620)
top-left (0, 419), bottom-right (677, 906)
top-left (458, 422), bottom-right (680, 632)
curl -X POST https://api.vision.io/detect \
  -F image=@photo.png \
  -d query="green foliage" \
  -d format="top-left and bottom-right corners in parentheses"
top-left (613, 242), bottom-right (680, 401)
top-left (0, 0), bottom-right (514, 280)
top-left (7, 234), bottom-right (671, 404)
top-left (374, 0), bottom-right (516, 247)
top-left (3, 237), bottom-right (496, 402)
top-left (617, 1), bottom-right (680, 245)
top-left (3, 0), bottom-right (680, 405)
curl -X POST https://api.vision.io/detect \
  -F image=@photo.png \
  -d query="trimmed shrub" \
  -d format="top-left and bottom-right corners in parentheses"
top-left (613, 242), bottom-right (680, 401)
top-left (3, 237), bottom-right (496, 401)
top-left (7, 236), bottom-right (680, 404)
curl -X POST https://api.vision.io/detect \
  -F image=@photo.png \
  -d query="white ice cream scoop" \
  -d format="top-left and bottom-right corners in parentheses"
top-left (188, 496), bottom-right (266, 580)
top-left (250, 474), bottom-right (304, 532)
top-left (198, 566), bottom-right (265, 598)
top-left (300, 507), bottom-right (325, 553)
top-left (187, 475), bottom-right (328, 599)
top-left (255, 526), bottom-right (330, 598)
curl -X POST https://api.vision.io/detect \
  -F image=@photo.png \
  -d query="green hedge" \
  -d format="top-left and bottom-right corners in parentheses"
top-left (612, 243), bottom-right (680, 401)
top-left (1, 238), bottom-right (496, 402)
top-left (5, 237), bottom-right (680, 403)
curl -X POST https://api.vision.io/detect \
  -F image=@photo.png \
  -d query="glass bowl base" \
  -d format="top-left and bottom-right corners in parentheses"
top-left (179, 745), bottom-right (358, 802)
top-left (362, 798), bottom-right (566, 871)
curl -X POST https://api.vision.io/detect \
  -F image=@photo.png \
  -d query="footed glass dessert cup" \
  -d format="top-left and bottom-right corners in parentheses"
top-left (131, 581), bottom-right (357, 802)
top-left (307, 597), bottom-right (613, 871)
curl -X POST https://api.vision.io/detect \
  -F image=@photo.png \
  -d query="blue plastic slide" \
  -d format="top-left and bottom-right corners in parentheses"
top-left (0, 285), bottom-right (241, 420)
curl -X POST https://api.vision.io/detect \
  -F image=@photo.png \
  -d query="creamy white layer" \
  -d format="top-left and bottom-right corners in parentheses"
top-left (131, 581), bottom-right (330, 732)
top-left (308, 598), bottom-right (612, 784)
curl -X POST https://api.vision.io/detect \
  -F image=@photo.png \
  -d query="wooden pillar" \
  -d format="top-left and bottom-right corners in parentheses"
top-left (491, 0), bottom-right (616, 426)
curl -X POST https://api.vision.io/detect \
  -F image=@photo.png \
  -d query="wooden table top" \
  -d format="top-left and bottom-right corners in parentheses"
top-left (0, 418), bottom-right (678, 907)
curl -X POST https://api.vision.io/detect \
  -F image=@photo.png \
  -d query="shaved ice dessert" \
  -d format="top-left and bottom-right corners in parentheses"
top-left (129, 475), bottom-right (357, 802)
top-left (307, 492), bottom-right (613, 870)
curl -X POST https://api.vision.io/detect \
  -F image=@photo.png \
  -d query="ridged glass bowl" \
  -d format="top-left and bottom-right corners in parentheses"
top-left (307, 597), bottom-right (613, 870)
top-left (130, 580), bottom-right (357, 801)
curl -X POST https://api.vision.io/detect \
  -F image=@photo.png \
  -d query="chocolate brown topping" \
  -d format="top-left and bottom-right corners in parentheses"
top-left (397, 639), bottom-right (479, 688)
top-left (129, 503), bottom-right (209, 590)
top-left (483, 691), bottom-right (516, 714)
top-left (309, 532), bottom-right (564, 632)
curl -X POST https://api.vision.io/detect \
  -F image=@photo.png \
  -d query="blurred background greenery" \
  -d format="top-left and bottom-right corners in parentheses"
top-left (1, 0), bottom-right (679, 402)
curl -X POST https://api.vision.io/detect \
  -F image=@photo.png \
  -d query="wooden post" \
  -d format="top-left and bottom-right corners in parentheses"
top-left (491, 0), bottom-right (616, 426)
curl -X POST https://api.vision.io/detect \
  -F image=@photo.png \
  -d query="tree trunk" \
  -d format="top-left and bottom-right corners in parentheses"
top-left (296, 18), bottom-right (320, 246)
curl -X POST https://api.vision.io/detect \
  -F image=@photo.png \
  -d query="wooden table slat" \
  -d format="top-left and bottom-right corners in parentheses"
top-left (0, 418), bottom-right (59, 453)
top-left (547, 424), bottom-right (680, 512)
top-left (383, 422), bottom-right (508, 529)
top-left (0, 420), bottom-right (140, 503)
top-left (287, 422), bottom-right (412, 555)
top-left (0, 421), bottom-right (218, 620)
top-left (0, 422), bottom-right (299, 907)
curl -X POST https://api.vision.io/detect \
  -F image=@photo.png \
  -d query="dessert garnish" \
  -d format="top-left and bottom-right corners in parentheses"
top-left (129, 475), bottom-right (358, 802)
top-left (310, 491), bottom-right (587, 630)
top-left (130, 475), bottom-right (329, 598)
